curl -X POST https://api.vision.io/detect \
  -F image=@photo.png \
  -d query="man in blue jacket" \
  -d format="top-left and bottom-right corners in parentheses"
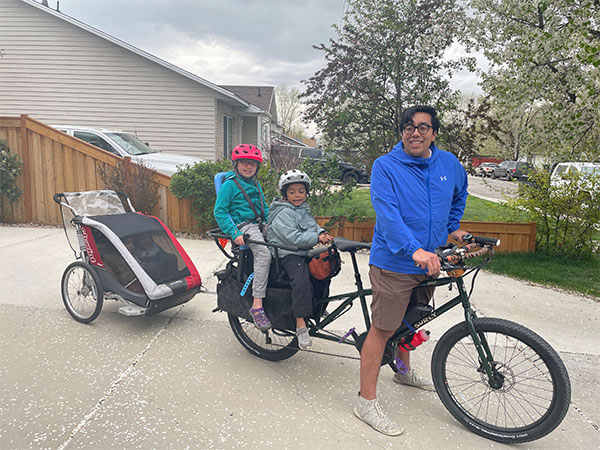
top-left (354, 105), bottom-right (469, 436)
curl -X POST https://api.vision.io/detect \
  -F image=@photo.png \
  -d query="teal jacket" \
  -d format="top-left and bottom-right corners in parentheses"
top-left (213, 171), bottom-right (269, 240)
top-left (267, 199), bottom-right (325, 258)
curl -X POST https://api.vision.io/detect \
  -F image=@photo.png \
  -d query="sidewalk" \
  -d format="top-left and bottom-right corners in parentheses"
top-left (1, 225), bottom-right (598, 448)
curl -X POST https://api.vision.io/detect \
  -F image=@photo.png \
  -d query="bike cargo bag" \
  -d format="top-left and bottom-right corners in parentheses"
top-left (216, 266), bottom-right (295, 330)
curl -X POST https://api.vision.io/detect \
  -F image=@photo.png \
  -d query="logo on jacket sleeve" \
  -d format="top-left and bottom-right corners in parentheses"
top-left (440, 176), bottom-right (447, 181)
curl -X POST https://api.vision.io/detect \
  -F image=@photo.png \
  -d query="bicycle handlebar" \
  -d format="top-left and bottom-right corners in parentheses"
top-left (306, 246), bottom-right (331, 258)
top-left (435, 235), bottom-right (499, 271)
top-left (463, 233), bottom-right (500, 247)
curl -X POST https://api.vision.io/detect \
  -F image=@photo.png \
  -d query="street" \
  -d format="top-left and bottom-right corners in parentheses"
top-left (467, 174), bottom-right (518, 203)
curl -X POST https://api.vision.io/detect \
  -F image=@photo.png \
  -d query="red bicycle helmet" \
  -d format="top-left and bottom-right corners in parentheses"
top-left (231, 144), bottom-right (263, 163)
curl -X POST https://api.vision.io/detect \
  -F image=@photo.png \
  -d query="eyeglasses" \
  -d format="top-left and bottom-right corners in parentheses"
top-left (403, 124), bottom-right (432, 135)
top-left (238, 160), bottom-right (258, 167)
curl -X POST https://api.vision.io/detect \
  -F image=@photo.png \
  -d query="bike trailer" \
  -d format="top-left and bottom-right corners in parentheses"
top-left (55, 190), bottom-right (202, 322)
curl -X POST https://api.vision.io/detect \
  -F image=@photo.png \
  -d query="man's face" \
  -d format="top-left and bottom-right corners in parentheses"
top-left (401, 112), bottom-right (437, 158)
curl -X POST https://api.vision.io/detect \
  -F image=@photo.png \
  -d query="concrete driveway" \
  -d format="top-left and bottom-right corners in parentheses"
top-left (1, 224), bottom-right (598, 448)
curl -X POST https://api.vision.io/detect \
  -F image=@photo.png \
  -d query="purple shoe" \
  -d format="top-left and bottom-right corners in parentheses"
top-left (249, 307), bottom-right (272, 331)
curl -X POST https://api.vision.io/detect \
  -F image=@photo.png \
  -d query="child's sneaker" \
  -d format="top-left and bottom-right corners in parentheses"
top-left (296, 327), bottom-right (312, 349)
top-left (249, 307), bottom-right (272, 331)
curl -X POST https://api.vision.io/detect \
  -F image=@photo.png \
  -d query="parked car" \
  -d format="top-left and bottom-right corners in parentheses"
top-left (492, 160), bottom-right (532, 180)
top-left (277, 146), bottom-right (370, 184)
top-left (550, 162), bottom-right (600, 190)
top-left (52, 125), bottom-right (203, 176)
top-left (474, 162), bottom-right (499, 177)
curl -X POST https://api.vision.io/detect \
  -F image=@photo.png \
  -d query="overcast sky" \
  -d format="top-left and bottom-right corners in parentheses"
top-left (52, 0), bottom-right (482, 94)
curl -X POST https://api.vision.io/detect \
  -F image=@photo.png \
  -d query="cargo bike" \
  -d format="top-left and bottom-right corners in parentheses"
top-left (54, 190), bottom-right (202, 323)
top-left (208, 229), bottom-right (571, 444)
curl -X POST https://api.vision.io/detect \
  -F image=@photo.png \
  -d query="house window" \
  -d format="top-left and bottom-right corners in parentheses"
top-left (223, 115), bottom-right (233, 159)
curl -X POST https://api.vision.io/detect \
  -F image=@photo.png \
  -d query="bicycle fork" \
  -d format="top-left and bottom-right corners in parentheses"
top-left (459, 281), bottom-right (504, 389)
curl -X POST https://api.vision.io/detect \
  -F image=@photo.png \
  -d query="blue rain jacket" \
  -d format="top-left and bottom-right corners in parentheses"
top-left (369, 142), bottom-right (468, 274)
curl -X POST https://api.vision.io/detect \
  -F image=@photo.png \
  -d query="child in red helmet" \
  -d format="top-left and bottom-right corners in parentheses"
top-left (213, 144), bottom-right (272, 330)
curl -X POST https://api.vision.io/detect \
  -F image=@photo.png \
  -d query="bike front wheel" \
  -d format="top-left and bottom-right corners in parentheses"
top-left (61, 261), bottom-right (103, 323)
top-left (228, 313), bottom-right (299, 361)
top-left (431, 318), bottom-right (570, 443)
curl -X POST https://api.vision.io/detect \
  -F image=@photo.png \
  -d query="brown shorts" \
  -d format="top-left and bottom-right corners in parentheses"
top-left (369, 265), bottom-right (436, 331)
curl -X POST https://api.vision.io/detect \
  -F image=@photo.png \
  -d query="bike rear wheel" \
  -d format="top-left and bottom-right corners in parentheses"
top-left (228, 313), bottom-right (299, 361)
top-left (431, 317), bottom-right (570, 443)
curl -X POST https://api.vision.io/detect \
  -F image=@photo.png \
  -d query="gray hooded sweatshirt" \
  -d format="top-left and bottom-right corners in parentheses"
top-left (266, 199), bottom-right (325, 258)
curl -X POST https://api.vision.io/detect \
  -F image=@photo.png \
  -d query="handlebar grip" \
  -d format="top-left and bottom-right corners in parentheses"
top-left (53, 193), bottom-right (63, 204)
top-left (307, 246), bottom-right (330, 258)
top-left (474, 236), bottom-right (500, 247)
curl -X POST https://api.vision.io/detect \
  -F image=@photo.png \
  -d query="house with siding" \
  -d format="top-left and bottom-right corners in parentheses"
top-left (0, 0), bottom-right (278, 161)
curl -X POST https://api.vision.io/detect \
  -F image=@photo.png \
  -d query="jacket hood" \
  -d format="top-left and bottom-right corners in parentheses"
top-left (268, 198), bottom-right (310, 224)
top-left (389, 141), bottom-right (441, 167)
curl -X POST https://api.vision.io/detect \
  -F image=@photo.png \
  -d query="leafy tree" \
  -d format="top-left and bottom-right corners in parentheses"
top-left (302, 0), bottom-right (474, 166)
top-left (275, 84), bottom-right (305, 139)
top-left (469, 0), bottom-right (600, 162)
top-left (436, 96), bottom-right (502, 166)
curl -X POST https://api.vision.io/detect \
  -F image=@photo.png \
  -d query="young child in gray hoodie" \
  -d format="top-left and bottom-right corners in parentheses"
top-left (267, 169), bottom-right (332, 349)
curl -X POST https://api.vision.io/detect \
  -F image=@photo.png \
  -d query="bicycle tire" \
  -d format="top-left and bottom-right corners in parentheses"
top-left (431, 317), bottom-right (570, 443)
top-left (228, 313), bottom-right (299, 361)
top-left (61, 261), bottom-right (103, 323)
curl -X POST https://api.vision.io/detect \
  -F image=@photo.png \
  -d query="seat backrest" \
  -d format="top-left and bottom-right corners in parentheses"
top-left (214, 171), bottom-right (228, 194)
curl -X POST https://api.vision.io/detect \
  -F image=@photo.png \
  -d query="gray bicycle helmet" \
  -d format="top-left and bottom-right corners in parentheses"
top-left (278, 169), bottom-right (311, 196)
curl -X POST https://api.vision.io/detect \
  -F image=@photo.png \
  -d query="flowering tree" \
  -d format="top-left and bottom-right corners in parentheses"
top-left (470, 0), bottom-right (600, 162)
top-left (302, 0), bottom-right (474, 166)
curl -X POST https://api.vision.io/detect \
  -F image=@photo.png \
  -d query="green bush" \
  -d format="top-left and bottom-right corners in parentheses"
top-left (0, 140), bottom-right (23, 210)
top-left (170, 160), bottom-right (232, 231)
top-left (298, 156), bottom-right (354, 220)
top-left (169, 156), bottom-right (356, 233)
top-left (510, 170), bottom-right (600, 257)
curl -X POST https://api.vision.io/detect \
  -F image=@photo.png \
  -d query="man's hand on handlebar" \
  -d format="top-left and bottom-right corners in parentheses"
top-left (412, 248), bottom-right (441, 276)
top-left (450, 229), bottom-right (471, 243)
top-left (234, 235), bottom-right (245, 246)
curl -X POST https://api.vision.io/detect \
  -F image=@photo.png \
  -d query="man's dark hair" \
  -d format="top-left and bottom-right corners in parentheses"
top-left (401, 105), bottom-right (440, 133)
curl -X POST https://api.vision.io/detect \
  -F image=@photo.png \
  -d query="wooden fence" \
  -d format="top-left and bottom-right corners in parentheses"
top-left (1, 115), bottom-right (536, 252)
top-left (316, 217), bottom-right (536, 253)
top-left (0, 115), bottom-right (198, 232)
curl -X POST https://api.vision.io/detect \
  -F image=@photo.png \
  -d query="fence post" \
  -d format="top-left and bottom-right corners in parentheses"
top-left (19, 115), bottom-right (32, 222)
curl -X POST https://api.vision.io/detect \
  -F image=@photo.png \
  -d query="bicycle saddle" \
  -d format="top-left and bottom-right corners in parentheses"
top-left (333, 237), bottom-right (371, 252)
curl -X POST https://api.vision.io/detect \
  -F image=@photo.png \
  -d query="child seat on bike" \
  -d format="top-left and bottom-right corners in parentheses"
top-left (211, 172), bottom-right (330, 329)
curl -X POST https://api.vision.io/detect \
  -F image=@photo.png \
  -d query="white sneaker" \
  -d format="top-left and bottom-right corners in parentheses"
top-left (393, 369), bottom-right (435, 391)
top-left (296, 327), bottom-right (312, 349)
top-left (353, 396), bottom-right (404, 436)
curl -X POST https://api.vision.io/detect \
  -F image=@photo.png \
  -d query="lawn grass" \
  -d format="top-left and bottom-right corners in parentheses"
top-left (328, 189), bottom-right (531, 223)
top-left (485, 251), bottom-right (600, 298)
top-left (325, 188), bottom-right (599, 298)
